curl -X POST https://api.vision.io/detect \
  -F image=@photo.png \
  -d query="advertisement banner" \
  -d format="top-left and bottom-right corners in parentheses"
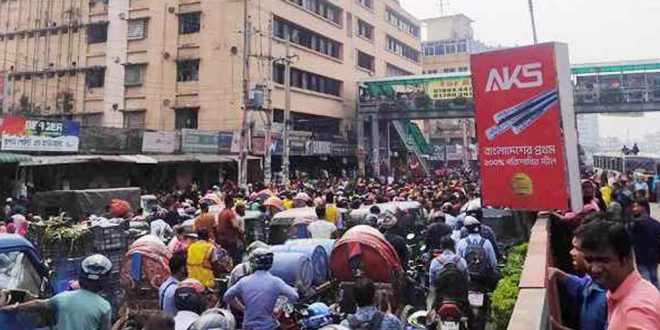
top-left (218, 132), bottom-right (234, 153)
top-left (181, 129), bottom-right (218, 154)
top-left (142, 131), bottom-right (179, 153)
top-left (471, 42), bottom-right (581, 211)
top-left (1, 116), bottom-right (80, 152)
top-left (230, 132), bottom-right (242, 153)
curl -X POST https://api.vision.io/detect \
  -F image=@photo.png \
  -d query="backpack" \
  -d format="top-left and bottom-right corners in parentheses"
top-left (464, 238), bottom-right (490, 282)
top-left (347, 311), bottom-right (385, 330)
top-left (433, 254), bottom-right (468, 305)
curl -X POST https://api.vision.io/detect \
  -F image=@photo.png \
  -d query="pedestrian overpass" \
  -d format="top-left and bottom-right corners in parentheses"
top-left (357, 59), bottom-right (660, 176)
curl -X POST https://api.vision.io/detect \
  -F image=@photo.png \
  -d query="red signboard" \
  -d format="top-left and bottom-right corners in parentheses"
top-left (471, 43), bottom-right (580, 211)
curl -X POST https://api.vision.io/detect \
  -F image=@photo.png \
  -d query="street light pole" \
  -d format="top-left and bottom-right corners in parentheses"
top-left (527, 0), bottom-right (538, 44)
top-left (238, 0), bottom-right (251, 189)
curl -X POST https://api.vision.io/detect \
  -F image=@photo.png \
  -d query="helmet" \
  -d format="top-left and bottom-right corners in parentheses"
top-left (300, 303), bottom-right (334, 330)
top-left (247, 240), bottom-right (268, 257)
top-left (464, 216), bottom-right (481, 233)
top-left (190, 308), bottom-right (236, 330)
top-left (250, 248), bottom-right (274, 270)
top-left (407, 310), bottom-right (427, 329)
top-left (307, 303), bottom-right (331, 317)
top-left (80, 254), bottom-right (112, 281)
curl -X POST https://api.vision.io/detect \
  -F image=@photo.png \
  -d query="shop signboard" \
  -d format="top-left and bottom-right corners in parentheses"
top-left (218, 132), bottom-right (234, 153)
top-left (181, 129), bottom-right (218, 154)
top-left (471, 42), bottom-right (581, 211)
top-left (142, 131), bottom-right (179, 153)
top-left (310, 141), bottom-right (332, 155)
top-left (1, 116), bottom-right (80, 152)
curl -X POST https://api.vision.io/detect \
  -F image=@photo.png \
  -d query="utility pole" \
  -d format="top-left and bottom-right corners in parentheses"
top-left (263, 20), bottom-right (274, 185)
top-left (238, 0), bottom-right (251, 189)
top-left (527, 0), bottom-right (538, 44)
top-left (461, 119), bottom-right (469, 168)
top-left (281, 40), bottom-right (292, 185)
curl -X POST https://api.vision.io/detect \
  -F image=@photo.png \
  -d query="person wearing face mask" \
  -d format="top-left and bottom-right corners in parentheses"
top-left (579, 220), bottom-right (660, 329)
top-left (548, 224), bottom-right (607, 330)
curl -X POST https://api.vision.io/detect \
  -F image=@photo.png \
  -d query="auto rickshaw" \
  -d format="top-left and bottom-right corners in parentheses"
top-left (0, 234), bottom-right (53, 330)
top-left (243, 210), bottom-right (267, 245)
top-left (269, 207), bottom-right (348, 244)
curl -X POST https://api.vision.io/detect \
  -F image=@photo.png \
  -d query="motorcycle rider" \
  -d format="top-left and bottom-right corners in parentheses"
top-left (460, 207), bottom-right (501, 262)
top-left (0, 254), bottom-right (113, 330)
top-left (457, 216), bottom-right (499, 290)
top-left (340, 277), bottom-right (402, 330)
top-left (173, 281), bottom-right (206, 330)
top-left (222, 248), bottom-right (299, 330)
top-left (427, 236), bottom-right (469, 311)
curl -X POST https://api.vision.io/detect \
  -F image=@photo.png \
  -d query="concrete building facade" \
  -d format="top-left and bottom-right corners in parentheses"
top-left (420, 14), bottom-right (492, 145)
top-left (0, 0), bottom-right (421, 136)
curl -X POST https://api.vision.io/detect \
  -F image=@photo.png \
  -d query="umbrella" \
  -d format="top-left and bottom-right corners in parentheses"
top-left (263, 196), bottom-right (285, 211)
top-left (258, 189), bottom-right (275, 197)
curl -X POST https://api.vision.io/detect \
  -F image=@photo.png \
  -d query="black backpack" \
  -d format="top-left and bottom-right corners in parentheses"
top-left (434, 254), bottom-right (468, 305)
top-left (464, 238), bottom-right (490, 282)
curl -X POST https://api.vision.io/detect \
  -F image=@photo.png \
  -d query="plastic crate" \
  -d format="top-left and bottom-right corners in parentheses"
top-left (102, 249), bottom-right (125, 273)
top-left (91, 225), bottom-right (127, 251)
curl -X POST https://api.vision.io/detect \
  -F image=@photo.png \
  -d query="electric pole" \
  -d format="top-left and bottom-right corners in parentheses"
top-left (527, 0), bottom-right (538, 44)
top-left (263, 21), bottom-right (274, 185)
top-left (281, 40), bottom-right (292, 186)
top-left (2, 72), bottom-right (9, 113)
top-left (238, 0), bottom-right (251, 189)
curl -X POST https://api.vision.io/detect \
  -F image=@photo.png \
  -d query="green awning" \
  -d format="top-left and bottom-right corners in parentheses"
top-left (0, 152), bottom-right (32, 164)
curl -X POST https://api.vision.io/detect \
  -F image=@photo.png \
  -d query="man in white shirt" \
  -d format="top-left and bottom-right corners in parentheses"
top-left (307, 206), bottom-right (337, 239)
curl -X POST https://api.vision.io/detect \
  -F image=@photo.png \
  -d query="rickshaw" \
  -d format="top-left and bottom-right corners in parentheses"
top-left (329, 226), bottom-right (404, 314)
top-left (0, 234), bottom-right (53, 330)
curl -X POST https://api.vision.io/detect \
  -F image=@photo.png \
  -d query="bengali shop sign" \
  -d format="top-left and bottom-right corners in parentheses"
top-left (471, 43), bottom-right (581, 211)
top-left (1, 116), bottom-right (80, 152)
top-left (181, 129), bottom-right (218, 154)
top-left (142, 131), bottom-right (179, 153)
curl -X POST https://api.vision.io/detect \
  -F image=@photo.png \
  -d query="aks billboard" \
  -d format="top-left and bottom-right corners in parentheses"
top-left (471, 43), bottom-right (581, 211)
top-left (1, 116), bottom-right (80, 152)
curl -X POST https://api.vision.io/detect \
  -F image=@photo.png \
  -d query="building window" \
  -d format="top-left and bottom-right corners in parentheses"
top-left (386, 63), bottom-right (412, 77)
top-left (458, 66), bottom-right (468, 72)
top-left (358, 0), bottom-right (373, 9)
top-left (427, 69), bottom-right (438, 74)
top-left (443, 67), bottom-right (456, 73)
top-left (85, 68), bottom-right (105, 88)
top-left (175, 107), bottom-right (198, 129)
top-left (273, 16), bottom-right (342, 59)
top-left (177, 59), bottom-right (199, 82)
top-left (123, 111), bottom-right (145, 129)
top-left (357, 51), bottom-right (374, 71)
top-left (125, 64), bottom-right (146, 86)
top-left (423, 39), bottom-right (469, 57)
top-left (82, 113), bottom-right (104, 126)
top-left (87, 23), bottom-right (108, 44)
top-left (287, 0), bottom-right (342, 26)
top-left (357, 19), bottom-right (373, 40)
top-left (127, 18), bottom-right (148, 40)
top-left (273, 63), bottom-right (342, 96)
top-left (179, 12), bottom-right (201, 34)
top-left (385, 8), bottom-right (419, 37)
top-left (386, 36), bottom-right (419, 62)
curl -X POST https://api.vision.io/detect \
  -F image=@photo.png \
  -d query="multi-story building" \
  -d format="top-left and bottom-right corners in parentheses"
top-left (420, 14), bottom-right (492, 145)
top-left (0, 0), bottom-right (421, 136)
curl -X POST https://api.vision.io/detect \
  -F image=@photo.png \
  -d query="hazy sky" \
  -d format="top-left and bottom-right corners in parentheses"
top-left (401, 0), bottom-right (660, 140)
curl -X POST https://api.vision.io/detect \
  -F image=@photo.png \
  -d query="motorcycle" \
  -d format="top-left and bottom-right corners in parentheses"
top-left (431, 297), bottom-right (469, 330)
top-left (466, 284), bottom-right (490, 330)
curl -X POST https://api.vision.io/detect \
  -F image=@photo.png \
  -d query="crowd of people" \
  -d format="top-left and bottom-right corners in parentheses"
top-left (1, 166), bottom-right (660, 330)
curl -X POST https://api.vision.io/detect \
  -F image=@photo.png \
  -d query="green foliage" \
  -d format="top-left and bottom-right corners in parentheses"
top-left (490, 243), bottom-right (528, 330)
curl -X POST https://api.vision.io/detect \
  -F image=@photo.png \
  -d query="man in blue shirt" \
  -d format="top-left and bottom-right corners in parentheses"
top-left (457, 216), bottom-right (499, 289)
top-left (159, 251), bottom-right (188, 317)
top-left (223, 248), bottom-right (299, 330)
top-left (630, 201), bottom-right (660, 288)
top-left (427, 236), bottom-right (469, 310)
top-left (340, 277), bottom-right (402, 330)
top-left (548, 225), bottom-right (607, 330)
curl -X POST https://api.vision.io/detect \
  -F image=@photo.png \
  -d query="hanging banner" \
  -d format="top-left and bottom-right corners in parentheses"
top-left (181, 129), bottom-right (218, 154)
top-left (471, 42), bottom-right (581, 211)
top-left (1, 116), bottom-right (80, 152)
